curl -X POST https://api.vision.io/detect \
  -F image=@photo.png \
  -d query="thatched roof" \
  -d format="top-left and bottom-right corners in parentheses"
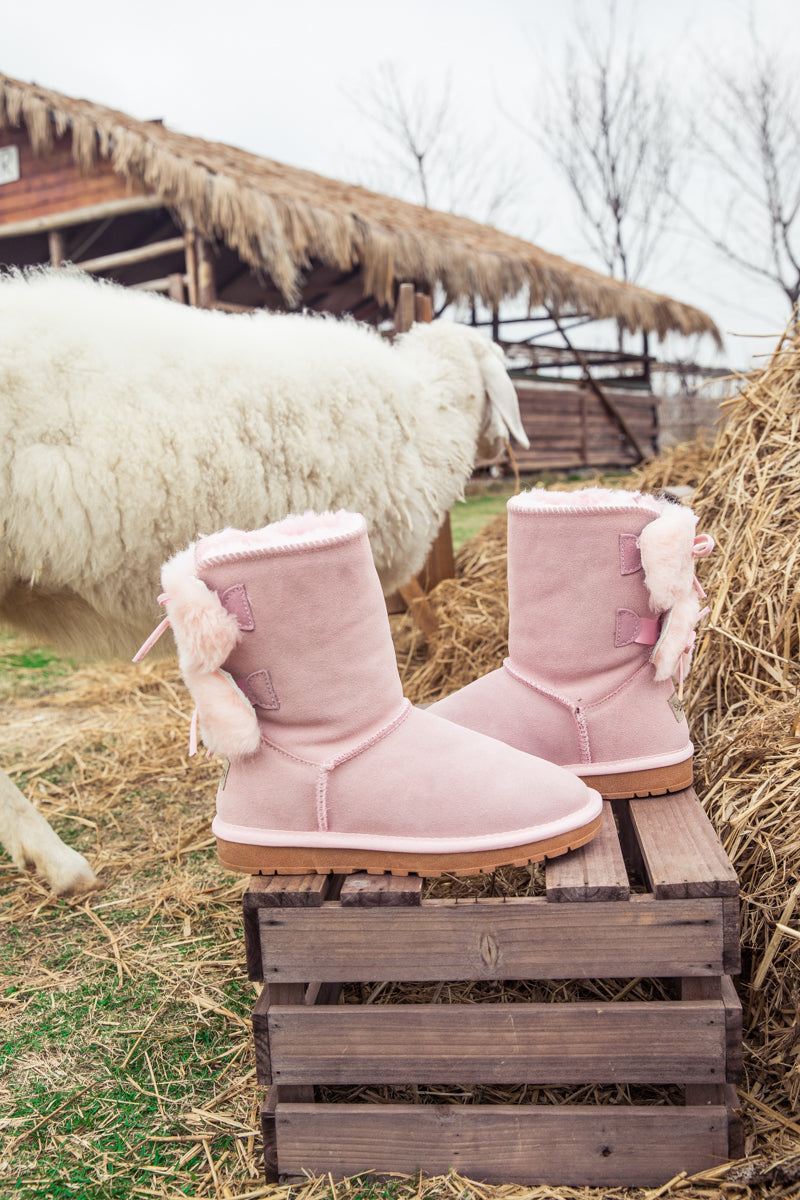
top-left (0, 72), bottom-right (721, 343)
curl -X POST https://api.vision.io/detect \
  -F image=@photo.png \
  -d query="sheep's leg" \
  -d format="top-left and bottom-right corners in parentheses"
top-left (0, 769), bottom-right (98, 895)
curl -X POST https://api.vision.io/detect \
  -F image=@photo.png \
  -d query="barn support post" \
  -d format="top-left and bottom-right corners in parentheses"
top-left (48, 229), bottom-right (65, 267)
top-left (387, 283), bottom-right (452, 635)
top-left (183, 219), bottom-right (199, 307)
top-left (196, 236), bottom-right (217, 308)
top-left (579, 387), bottom-right (589, 467)
top-left (168, 273), bottom-right (186, 303)
top-left (408, 287), bottom-right (455, 592)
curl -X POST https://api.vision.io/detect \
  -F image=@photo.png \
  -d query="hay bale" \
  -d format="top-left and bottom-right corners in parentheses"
top-left (394, 325), bottom-right (800, 1145)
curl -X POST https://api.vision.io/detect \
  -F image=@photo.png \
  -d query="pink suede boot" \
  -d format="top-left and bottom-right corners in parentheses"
top-left (147, 511), bottom-right (602, 876)
top-left (429, 489), bottom-right (714, 800)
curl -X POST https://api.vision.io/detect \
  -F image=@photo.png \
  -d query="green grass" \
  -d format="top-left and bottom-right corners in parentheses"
top-left (0, 637), bottom-right (73, 698)
top-left (450, 470), bottom-right (639, 551)
top-left (450, 487), bottom-right (516, 550)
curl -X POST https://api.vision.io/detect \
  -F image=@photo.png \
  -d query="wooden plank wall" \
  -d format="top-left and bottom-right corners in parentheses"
top-left (0, 127), bottom-right (140, 227)
top-left (512, 380), bottom-right (658, 473)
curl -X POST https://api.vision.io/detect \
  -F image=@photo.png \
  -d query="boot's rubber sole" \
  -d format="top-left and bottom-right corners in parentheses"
top-left (579, 756), bottom-right (693, 800)
top-left (215, 813), bottom-right (603, 878)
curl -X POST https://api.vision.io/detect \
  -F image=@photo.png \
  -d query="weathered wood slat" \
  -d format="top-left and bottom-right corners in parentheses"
top-left (253, 982), bottom-right (308, 1087)
top-left (243, 874), bottom-right (334, 981)
top-left (681, 975), bottom-right (743, 1084)
top-left (546, 801), bottom-right (630, 901)
top-left (257, 896), bottom-right (729, 982)
top-left (268, 999), bottom-right (727, 1085)
top-left (629, 789), bottom-right (739, 899)
top-left (273, 1103), bottom-right (732, 1186)
top-left (253, 978), bottom-right (344, 1085)
top-left (339, 873), bottom-right (424, 907)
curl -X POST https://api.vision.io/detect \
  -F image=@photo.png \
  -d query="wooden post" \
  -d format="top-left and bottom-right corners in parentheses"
top-left (389, 285), bottom-right (454, 630)
top-left (414, 292), bottom-right (433, 324)
top-left (167, 273), bottom-right (186, 304)
top-left (48, 229), bottom-right (65, 267)
top-left (579, 387), bottom-right (589, 467)
top-left (393, 282), bottom-right (415, 334)
top-left (196, 236), bottom-right (217, 308)
top-left (412, 289), bottom-right (454, 591)
top-left (183, 223), bottom-right (198, 307)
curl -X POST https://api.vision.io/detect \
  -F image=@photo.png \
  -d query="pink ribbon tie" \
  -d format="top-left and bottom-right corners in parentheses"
top-left (691, 533), bottom-right (714, 600)
top-left (132, 594), bottom-right (170, 661)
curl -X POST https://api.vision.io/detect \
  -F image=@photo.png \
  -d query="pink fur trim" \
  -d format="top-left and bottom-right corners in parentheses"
top-left (188, 668), bottom-right (261, 760)
top-left (639, 506), bottom-right (704, 680)
top-left (161, 547), bottom-right (241, 673)
top-left (509, 487), bottom-right (668, 514)
top-left (651, 594), bottom-right (702, 682)
top-left (195, 511), bottom-right (366, 566)
top-left (160, 544), bottom-right (260, 759)
top-left (638, 505), bottom-right (698, 612)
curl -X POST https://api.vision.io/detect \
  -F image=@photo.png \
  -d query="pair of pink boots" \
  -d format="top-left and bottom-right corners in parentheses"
top-left (139, 489), bottom-right (712, 879)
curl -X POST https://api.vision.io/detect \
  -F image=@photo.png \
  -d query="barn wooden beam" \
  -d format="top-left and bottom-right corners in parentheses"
top-left (73, 236), bottom-right (186, 274)
top-left (130, 274), bottom-right (188, 294)
top-left (547, 309), bottom-right (649, 463)
top-left (211, 299), bottom-right (257, 313)
top-left (0, 196), bottom-right (163, 240)
top-left (302, 268), bottom-right (361, 311)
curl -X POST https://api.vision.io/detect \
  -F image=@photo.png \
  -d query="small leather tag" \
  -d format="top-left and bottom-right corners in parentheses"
top-left (220, 759), bottom-right (230, 789)
top-left (619, 534), bottom-right (642, 575)
top-left (220, 583), bottom-right (255, 631)
top-left (668, 691), bottom-right (684, 722)
top-left (239, 668), bottom-right (280, 710)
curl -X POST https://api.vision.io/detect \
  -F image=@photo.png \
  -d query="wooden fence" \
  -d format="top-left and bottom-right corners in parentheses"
top-left (510, 378), bottom-right (658, 474)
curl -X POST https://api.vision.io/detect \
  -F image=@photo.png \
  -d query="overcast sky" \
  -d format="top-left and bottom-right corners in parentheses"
top-left (5, 0), bottom-right (800, 371)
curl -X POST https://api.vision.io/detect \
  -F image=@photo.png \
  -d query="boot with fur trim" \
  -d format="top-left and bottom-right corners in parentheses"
top-left (143, 510), bottom-right (602, 876)
top-left (429, 488), bottom-right (713, 800)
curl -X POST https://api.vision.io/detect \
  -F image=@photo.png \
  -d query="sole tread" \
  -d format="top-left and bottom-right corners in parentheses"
top-left (216, 814), bottom-right (603, 879)
top-left (579, 756), bottom-right (693, 800)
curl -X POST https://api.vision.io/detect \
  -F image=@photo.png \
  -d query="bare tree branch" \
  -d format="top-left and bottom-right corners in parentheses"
top-left (531, 0), bottom-right (679, 287)
top-left (344, 61), bottom-right (522, 226)
top-left (684, 27), bottom-right (800, 310)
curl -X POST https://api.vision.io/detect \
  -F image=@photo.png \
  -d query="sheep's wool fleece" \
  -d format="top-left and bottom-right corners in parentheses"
top-left (0, 270), bottom-right (517, 658)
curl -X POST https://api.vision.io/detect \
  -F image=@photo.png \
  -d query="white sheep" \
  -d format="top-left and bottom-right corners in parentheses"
top-left (0, 267), bottom-right (528, 894)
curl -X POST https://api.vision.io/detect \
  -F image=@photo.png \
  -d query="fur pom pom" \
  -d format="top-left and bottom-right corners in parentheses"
top-left (639, 505), bottom-right (698, 613)
top-left (651, 592), bottom-right (702, 682)
top-left (640, 504), bottom-right (709, 682)
top-left (191, 669), bottom-right (261, 760)
top-left (161, 547), bottom-right (241, 673)
top-left (159, 544), bottom-right (260, 759)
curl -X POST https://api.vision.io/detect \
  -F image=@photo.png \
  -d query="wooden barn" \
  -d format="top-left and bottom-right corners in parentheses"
top-left (0, 72), bottom-right (720, 473)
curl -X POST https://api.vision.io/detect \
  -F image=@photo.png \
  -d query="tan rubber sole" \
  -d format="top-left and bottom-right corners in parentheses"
top-left (579, 756), bottom-right (693, 800)
top-left (216, 813), bottom-right (603, 878)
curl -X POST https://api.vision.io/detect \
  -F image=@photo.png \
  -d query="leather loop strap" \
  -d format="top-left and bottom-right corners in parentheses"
top-left (615, 608), bottom-right (661, 647)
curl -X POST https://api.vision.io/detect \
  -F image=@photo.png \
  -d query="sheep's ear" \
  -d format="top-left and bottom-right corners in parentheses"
top-left (476, 341), bottom-right (530, 449)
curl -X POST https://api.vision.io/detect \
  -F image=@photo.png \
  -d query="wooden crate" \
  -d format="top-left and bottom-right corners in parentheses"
top-left (242, 787), bottom-right (742, 1187)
